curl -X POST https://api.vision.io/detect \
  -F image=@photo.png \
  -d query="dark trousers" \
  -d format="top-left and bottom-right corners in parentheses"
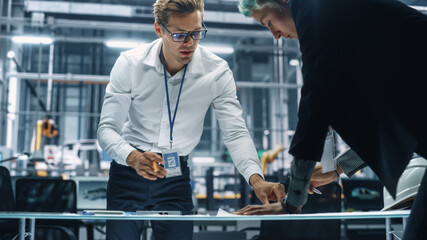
top-left (106, 160), bottom-right (193, 240)
top-left (403, 170), bottom-right (427, 240)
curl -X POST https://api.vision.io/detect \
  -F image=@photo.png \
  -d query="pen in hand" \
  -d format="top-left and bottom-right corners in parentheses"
top-left (310, 187), bottom-right (322, 195)
top-left (152, 160), bottom-right (159, 172)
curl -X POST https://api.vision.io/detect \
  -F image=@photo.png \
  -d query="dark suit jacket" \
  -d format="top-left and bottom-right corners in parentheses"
top-left (288, 0), bottom-right (427, 197)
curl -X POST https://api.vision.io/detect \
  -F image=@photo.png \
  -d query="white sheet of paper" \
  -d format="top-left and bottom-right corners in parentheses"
top-left (216, 208), bottom-right (234, 216)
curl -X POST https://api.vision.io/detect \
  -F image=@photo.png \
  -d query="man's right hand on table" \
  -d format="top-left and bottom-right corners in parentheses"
top-left (126, 150), bottom-right (167, 180)
top-left (308, 164), bottom-right (343, 194)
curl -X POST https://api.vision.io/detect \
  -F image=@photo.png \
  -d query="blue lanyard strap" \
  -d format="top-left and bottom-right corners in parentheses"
top-left (161, 45), bottom-right (187, 149)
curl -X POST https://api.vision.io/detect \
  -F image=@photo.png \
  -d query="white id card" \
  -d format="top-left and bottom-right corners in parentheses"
top-left (162, 149), bottom-right (182, 178)
top-left (321, 131), bottom-right (336, 173)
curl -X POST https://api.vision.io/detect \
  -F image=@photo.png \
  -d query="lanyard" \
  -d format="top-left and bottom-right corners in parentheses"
top-left (161, 45), bottom-right (187, 149)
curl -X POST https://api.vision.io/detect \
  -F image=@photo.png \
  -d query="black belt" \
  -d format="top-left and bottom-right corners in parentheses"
top-left (179, 155), bottom-right (189, 162)
top-left (135, 147), bottom-right (188, 162)
top-left (159, 153), bottom-right (188, 162)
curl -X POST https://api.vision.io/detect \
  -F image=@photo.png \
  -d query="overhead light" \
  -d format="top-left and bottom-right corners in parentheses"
top-left (105, 40), bottom-right (145, 49)
top-left (202, 45), bottom-right (234, 54)
top-left (7, 51), bottom-right (15, 59)
top-left (289, 59), bottom-right (299, 66)
top-left (12, 36), bottom-right (53, 44)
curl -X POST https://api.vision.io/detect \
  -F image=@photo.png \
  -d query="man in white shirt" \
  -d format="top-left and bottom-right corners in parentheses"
top-left (97, 0), bottom-right (285, 239)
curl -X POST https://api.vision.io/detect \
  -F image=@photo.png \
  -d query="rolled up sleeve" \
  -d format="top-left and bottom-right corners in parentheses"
top-left (335, 149), bottom-right (367, 178)
top-left (97, 54), bottom-right (135, 165)
top-left (212, 67), bottom-right (264, 185)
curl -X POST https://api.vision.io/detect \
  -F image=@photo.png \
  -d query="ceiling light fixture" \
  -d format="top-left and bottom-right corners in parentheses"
top-left (105, 40), bottom-right (145, 49)
top-left (7, 51), bottom-right (15, 59)
top-left (202, 45), bottom-right (235, 54)
top-left (12, 36), bottom-right (53, 44)
top-left (289, 59), bottom-right (299, 66)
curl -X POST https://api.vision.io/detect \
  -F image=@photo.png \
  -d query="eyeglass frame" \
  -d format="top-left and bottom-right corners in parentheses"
top-left (159, 22), bottom-right (208, 42)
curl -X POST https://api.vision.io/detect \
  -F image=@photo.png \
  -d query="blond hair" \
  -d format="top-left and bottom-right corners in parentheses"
top-left (153, 0), bottom-right (204, 25)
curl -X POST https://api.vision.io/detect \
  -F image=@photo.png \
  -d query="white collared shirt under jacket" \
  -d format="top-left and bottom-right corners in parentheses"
top-left (97, 39), bottom-right (263, 184)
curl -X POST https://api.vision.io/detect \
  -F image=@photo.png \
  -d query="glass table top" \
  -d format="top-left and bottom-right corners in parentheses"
top-left (0, 210), bottom-right (410, 221)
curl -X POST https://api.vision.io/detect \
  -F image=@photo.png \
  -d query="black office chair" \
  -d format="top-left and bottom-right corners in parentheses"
top-left (15, 177), bottom-right (81, 240)
top-left (0, 166), bottom-right (19, 240)
top-left (0, 166), bottom-right (77, 240)
top-left (257, 181), bottom-right (342, 240)
top-left (15, 177), bottom-right (77, 213)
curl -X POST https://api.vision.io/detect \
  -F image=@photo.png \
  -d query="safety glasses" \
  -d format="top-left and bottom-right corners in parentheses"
top-left (159, 22), bottom-right (207, 42)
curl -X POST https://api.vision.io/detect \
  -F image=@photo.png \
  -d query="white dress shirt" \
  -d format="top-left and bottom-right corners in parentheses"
top-left (97, 39), bottom-right (263, 183)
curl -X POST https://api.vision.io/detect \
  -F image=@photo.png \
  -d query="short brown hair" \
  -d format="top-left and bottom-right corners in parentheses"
top-left (153, 0), bottom-right (204, 25)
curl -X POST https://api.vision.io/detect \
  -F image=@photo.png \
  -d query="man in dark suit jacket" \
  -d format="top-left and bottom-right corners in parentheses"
top-left (237, 0), bottom-right (427, 239)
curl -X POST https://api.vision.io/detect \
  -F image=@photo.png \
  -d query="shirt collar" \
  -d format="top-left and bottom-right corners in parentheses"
top-left (142, 39), bottom-right (205, 75)
top-left (186, 46), bottom-right (205, 75)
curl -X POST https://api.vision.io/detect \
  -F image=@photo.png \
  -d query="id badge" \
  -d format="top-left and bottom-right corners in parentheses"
top-left (321, 131), bottom-right (336, 173)
top-left (162, 149), bottom-right (182, 178)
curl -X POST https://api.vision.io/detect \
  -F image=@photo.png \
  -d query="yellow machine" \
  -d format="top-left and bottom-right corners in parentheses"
top-left (33, 119), bottom-right (59, 151)
top-left (260, 144), bottom-right (284, 175)
top-left (41, 119), bottom-right (59, 138)
top-left (31, 119), bottom-right (59, 176)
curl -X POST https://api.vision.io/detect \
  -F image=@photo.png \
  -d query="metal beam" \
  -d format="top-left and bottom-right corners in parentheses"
top-left (7, 72), bottom-right (110, 83)
top-left (0, 16), bottom-right (271, 38)
top-left (24, 0), bottom-right (254, 25)
top-left (7, 72), bottom-right (302, 89)
top-left (8, 110), bottom-right (101, 117)
top-left (0, 34), bottom-right (299, 53)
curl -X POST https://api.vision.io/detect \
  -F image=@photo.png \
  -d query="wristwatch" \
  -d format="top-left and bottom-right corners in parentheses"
top-left (280, 198), bottom-right (302, 214)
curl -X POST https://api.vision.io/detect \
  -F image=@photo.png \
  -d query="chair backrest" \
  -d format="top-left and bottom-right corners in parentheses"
top-left (0, 166), bottom-right (19, 238)
top-left (259, 181), bottom-right (342, 240)
top-left (0, 166), bottom-right (16, 211)
top-left (15, 177), bottom-right (77, 213)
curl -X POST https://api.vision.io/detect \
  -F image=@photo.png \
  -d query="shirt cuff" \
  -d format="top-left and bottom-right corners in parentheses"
top-left (335, 149), bottom-right (367, 178)
top-left (244, 166), bottom-right (265, 186)
top-left (114, 144), bottom-right (136, 166)
top-left (286, 158), bottom-right (316, 207)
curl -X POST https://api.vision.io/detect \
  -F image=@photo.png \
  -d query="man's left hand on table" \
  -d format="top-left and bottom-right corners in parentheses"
top-left (235, 202), bottom-right (285, 215)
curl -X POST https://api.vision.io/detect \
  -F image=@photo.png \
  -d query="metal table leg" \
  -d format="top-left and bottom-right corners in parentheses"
top-left (402, 217), bottom-right (408, 230)
top-left (19, 218), bottom-right (26, 240)
top-left (29, 218), bottom-right (35, 240)
top-left (386, 218), bottom-right (391, 240)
